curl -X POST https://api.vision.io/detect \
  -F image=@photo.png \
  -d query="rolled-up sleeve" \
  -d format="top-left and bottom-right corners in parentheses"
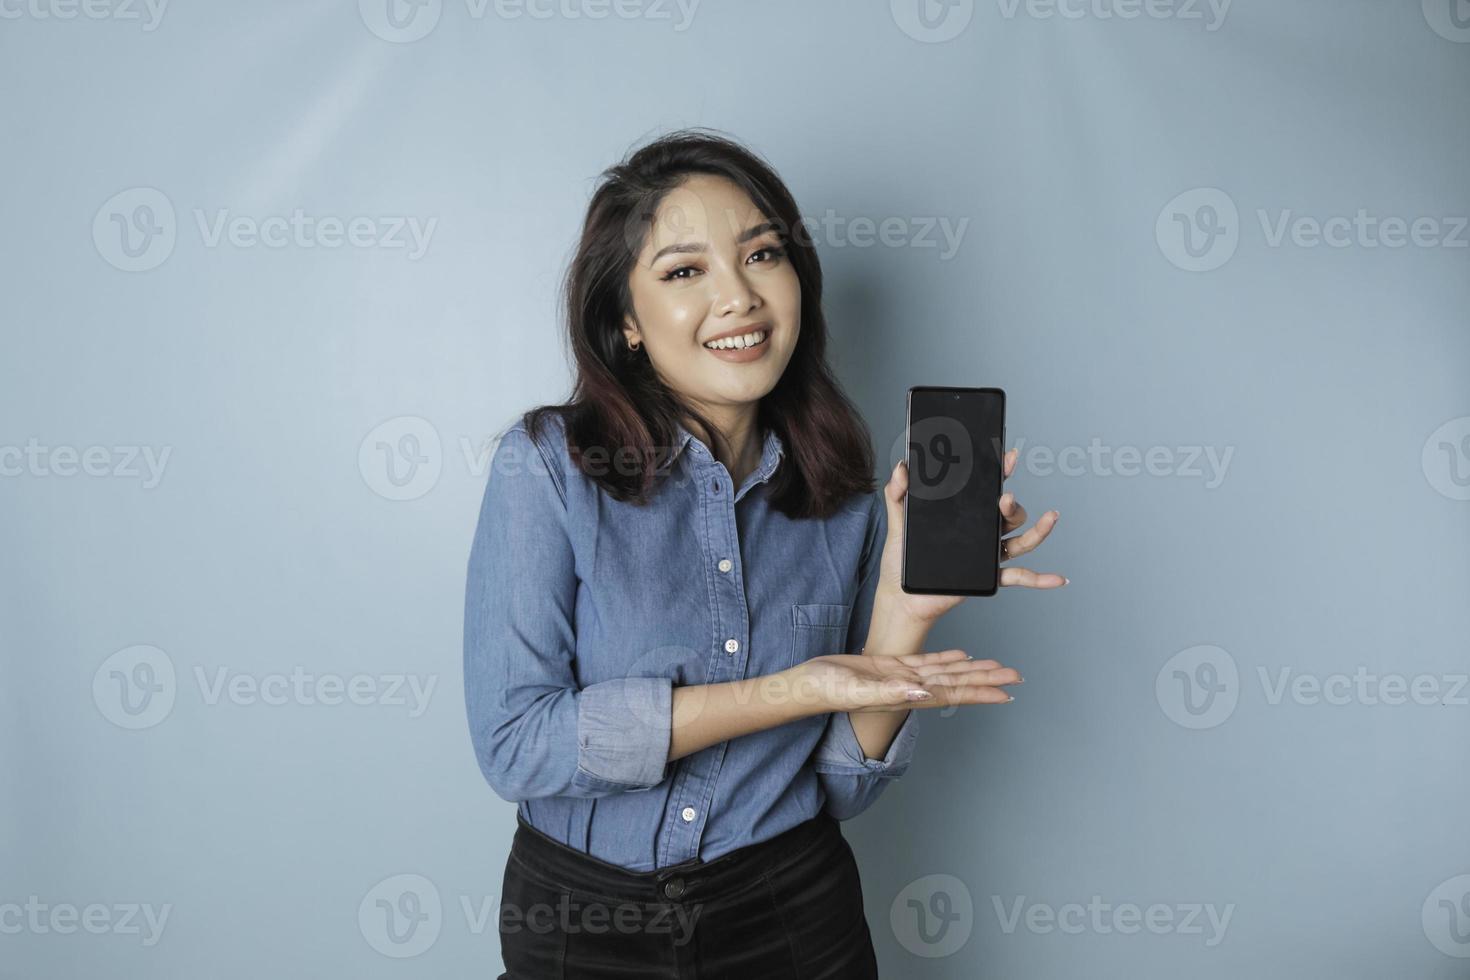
top-left (463, 422), bottom-right (672, 802)
top-left (812, 489), bottom-right (920, 820)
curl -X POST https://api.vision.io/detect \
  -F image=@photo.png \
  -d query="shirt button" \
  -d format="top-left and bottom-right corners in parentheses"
top-left (717, 558), bottom-right (732, 573)
top-left (724, 638), bottom-right (739, 654)
top-left (663, 877), bottom-right (686, 899)
top-left (681, 806), bottom-right (696, 822)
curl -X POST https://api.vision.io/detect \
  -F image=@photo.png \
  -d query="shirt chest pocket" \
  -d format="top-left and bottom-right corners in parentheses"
top-left (788, 602), bottom-right (854, 668)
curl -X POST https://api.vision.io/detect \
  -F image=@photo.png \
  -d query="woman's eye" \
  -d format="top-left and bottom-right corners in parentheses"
top-left (659, 246), bottom-right (784, 282)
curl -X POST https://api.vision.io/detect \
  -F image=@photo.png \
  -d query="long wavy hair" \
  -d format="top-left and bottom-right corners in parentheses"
top-left (522, 127), bottom-right (876, 521)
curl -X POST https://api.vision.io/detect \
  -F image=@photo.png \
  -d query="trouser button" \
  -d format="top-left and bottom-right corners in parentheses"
top-left (662, 877), bottom-right (686, 899)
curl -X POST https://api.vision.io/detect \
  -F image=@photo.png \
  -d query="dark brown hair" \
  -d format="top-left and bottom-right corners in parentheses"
top-left (522, 127), bottom-right (876, 520)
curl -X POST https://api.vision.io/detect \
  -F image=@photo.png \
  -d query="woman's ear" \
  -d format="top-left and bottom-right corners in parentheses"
top-left (621, 314), bottom-right (642, 350)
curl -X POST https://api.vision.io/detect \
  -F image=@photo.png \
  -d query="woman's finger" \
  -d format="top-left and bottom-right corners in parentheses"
top-left (916, 666), bottom-right (1022, 685)
top-left (999, 566), bottom-right (1068, 589)
top-left (999, 492), bottom-right (1029, 533)
top-left (892, 649), bottom-right (969, 666)
top-left (907, 660), bottom-right (1018, 680)
top-left (923, 684), bottom-right (1015, 706)
top-left (908, 658), bottom-right (1005, 676)
top-left (883, 458), bottom-right (909, 551)
top-left (956, 684), bottom-right (1017, 704)
top-left (1002, 447), bottom-right (1018, 482)
top-left (896, 653), bottom-right (1003, 673)
top-left (1001, 510), bottom-right (1059, 560)
top-left (858, 682), bottom-right (1016, 711)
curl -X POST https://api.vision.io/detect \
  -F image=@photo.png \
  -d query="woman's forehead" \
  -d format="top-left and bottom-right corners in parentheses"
top-left (645, 178), bottom-right (767, 245)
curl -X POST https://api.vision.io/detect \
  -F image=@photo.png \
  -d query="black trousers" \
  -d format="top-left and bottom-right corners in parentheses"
top-left (496, 809), bottom-right (880, 979)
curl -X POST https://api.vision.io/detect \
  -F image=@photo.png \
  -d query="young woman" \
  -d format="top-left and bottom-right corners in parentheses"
top-left (464, 129), bottom-right (1065, 978)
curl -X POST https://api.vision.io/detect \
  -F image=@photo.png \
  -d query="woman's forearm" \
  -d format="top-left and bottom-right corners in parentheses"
top-left (665, 599), bottom-right (935, 763)
top-left (668, 669), bottom-right (829, 761)
top-left (847, 597), bottom-right (933, 761)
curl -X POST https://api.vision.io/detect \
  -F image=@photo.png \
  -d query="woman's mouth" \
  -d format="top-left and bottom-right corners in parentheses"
top-left (702, 329), bottom-right (770, 362)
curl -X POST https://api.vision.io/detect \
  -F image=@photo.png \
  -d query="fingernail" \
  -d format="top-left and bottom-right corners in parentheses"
top-left (1006, 695), bottom-right (1015, 703)
top-left (906, 690), bottom-right (932, 701)
top-left (1063, 577), bottom-right (1071, 586)
top-left (965, 654), bottom-right (975, 660)
top-left (1016, 676), bottom-right (1025, 683)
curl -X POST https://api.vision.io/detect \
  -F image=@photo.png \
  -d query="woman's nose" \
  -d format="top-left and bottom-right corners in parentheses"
top-left (712, 268), bottom-right (759, 316)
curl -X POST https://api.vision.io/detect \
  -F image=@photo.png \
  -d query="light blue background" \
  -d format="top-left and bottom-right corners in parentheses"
top-left (3, 0), bottom-right (1468, 976)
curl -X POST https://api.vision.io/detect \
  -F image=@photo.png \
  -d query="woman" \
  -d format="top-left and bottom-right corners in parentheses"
top-left (464, 129), bottom-right (1064, 978)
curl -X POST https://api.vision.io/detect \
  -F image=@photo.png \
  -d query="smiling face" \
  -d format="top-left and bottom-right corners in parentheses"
top-left (622, 174), bottom-right (801, 426)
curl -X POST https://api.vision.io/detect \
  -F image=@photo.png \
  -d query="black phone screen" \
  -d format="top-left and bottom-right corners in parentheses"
top-left (901, 386), bottom-right (1006, 596)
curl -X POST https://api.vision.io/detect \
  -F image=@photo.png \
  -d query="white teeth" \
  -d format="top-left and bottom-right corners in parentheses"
top-left (705, 330), bottom-right (768, 350)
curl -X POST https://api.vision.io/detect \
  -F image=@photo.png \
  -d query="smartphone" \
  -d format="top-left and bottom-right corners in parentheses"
top-left (901, 386), bottom-right (1006, 596)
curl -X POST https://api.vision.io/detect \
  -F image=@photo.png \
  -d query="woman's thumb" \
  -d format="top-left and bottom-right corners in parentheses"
top-left (884, 458), bottom-right (908, 541)
top-left (886, 666), bottom-right (931, 703)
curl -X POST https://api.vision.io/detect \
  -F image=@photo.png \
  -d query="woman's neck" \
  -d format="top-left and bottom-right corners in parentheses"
top-left (685, 407), bottom-right (762, 487)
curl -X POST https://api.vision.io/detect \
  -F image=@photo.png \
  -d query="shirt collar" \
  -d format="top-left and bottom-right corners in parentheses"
top-left (661, 420), bottom-right (785, 486)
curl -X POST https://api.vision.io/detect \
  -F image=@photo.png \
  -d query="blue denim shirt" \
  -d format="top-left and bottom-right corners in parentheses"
top-left (463, 410), bottom-right (919, 872)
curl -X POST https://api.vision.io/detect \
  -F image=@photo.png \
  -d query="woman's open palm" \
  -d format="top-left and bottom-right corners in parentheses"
top-left (795, 650), bottom-right (1022, 712)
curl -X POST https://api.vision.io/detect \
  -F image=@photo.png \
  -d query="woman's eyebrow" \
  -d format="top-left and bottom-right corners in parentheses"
top-left (649, 221), bottom-right (781, 263)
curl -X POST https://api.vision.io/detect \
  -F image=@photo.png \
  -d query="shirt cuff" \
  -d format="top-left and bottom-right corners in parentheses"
top-left (812, 709), bottom-right (919, 778)
top-left (576, 676), bottom-right (673, 790)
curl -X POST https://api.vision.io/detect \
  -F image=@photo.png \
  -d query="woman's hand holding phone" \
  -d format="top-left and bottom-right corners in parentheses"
top-left (876, 445), bottom-right (1066, 627)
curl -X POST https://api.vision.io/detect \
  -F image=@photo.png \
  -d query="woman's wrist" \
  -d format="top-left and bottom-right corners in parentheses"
top-left (861, 589), bottom-right (934, 657)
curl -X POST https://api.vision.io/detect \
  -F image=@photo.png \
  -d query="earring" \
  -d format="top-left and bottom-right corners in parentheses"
top-left (628, 338), bottom-right (642, 351)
